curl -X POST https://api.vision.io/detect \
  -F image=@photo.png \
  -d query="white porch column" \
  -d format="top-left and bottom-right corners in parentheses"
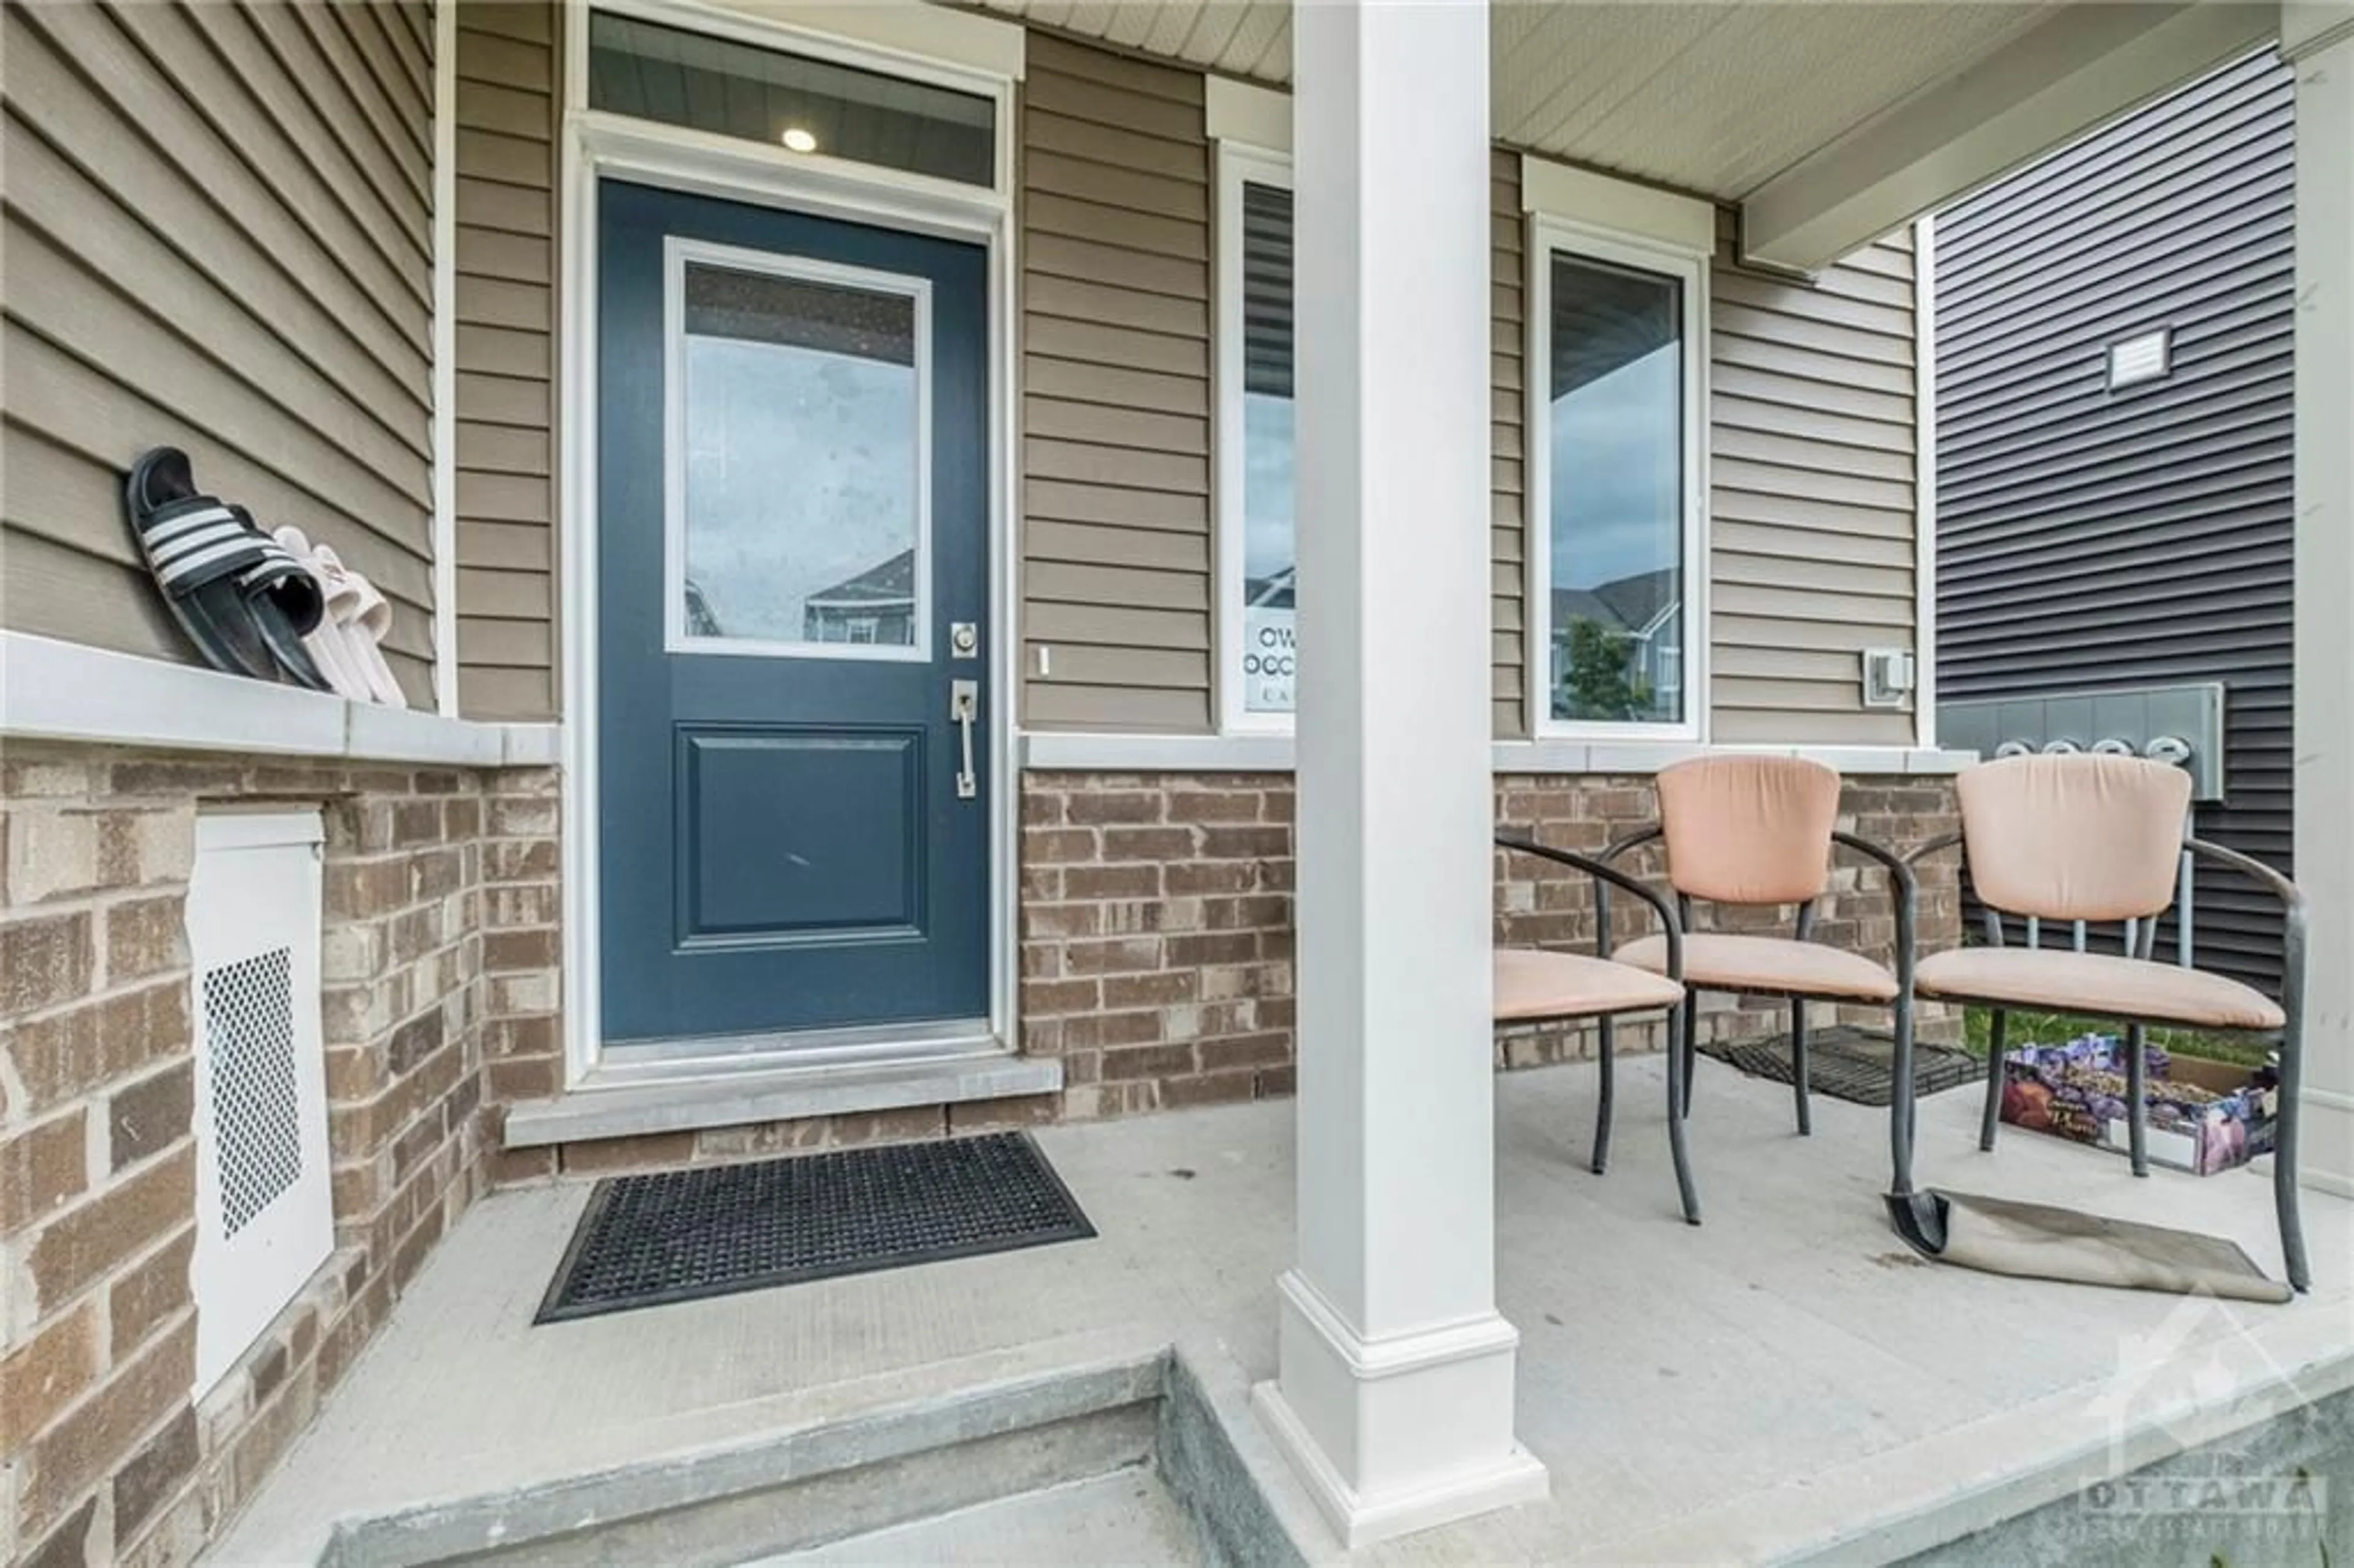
top-left (2290, 2), bottom-right (2354, 1208)
top-left (1249, 0), bottom-right (1546, 1548)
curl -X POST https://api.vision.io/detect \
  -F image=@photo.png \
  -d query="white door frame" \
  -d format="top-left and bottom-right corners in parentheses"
top-left (556, 0), bottom-right (1024, 1087)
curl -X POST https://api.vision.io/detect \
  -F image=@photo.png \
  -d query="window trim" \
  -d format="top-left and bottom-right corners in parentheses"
top-left (1525, 215), bottom-right (1711, 742)
top-left (1214, 139), bottom-right (1297, 735)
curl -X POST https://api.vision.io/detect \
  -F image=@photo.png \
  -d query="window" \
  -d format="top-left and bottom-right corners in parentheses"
top-left (666, 242), bottom-right (931, 660)
top-left (1530, 226), bottom-right (1704, 736)
top-left (590, 12), bottom-right (997, 187)
top-left (1217, 147), bottom-right (1296, 726)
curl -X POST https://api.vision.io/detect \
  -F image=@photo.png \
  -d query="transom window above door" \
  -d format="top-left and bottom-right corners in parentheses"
top-left (589, 12), bottom-right (998, 187)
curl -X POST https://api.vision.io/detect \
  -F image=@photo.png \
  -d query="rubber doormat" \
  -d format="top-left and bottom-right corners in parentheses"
top-left (536, 1132), bottom-right (1095, 1323)
top-left (1699, 1026), bottom-right (1983, 1108)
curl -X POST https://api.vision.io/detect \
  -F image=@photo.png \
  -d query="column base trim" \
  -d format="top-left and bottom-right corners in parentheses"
top-left (1252, 1271), bottom-right (1548, 1548)
top-left (1251, 1380), bottom-right (1548, 1550)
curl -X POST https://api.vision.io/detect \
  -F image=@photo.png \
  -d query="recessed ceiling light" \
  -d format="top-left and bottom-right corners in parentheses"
top-left (780, 127), bottom-right (818, 153)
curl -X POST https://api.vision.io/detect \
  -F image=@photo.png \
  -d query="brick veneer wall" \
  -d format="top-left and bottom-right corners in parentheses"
top-left (0, 746), bottom-right (560, 1568)
top-left (0, 747), bottom-right (1953, 1559)
top-left (481, 771), bottom-right (1954, 1178)
top-left (1019, 771), bottom-right (1963, 1114)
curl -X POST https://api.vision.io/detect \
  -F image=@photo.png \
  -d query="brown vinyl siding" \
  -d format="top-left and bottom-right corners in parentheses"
top-left (1, 0), bottom-right (437, 700)
top-left (453, 1), bottom-right (561, 720)
top-left (1707, 214), bottom-right (1919, 744)
top-left (1018, 34), bottom-right (1213, 732)
top-left (1491, 151), bottom-right (1528, 736)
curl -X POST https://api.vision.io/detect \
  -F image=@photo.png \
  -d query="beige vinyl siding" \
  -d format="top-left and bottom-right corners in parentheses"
top-left (1491, 151), bottom-right (1528, 736)
top-left (1010, 48), bottom-right (1921, 747)
top-left (1707, 215), bottom-right (1919, 744)
top-left (1, 0), bottom-right (438, 701)
top-left (1019, 34), bottom-right (1213, 732)
top-left (453, 2), bottom-right (560, 719)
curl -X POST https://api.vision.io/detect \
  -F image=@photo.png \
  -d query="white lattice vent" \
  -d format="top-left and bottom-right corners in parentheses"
top-left (186, 813), bottom-right (332, 1397)
top-left (202, 948), bottom-right (305, 1236)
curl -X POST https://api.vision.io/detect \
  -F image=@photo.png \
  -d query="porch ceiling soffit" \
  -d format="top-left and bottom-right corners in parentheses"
top-left (981, 2), bottom-right (2064, 198)
top-left (1737, 0), bottom-right (2282, 273)
top-left (2283, 0), bottom-right (2354, 55)
top-left (980, 1), bottom-right (2285, 273)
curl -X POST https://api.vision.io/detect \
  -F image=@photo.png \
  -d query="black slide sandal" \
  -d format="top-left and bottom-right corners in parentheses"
top-left (227, 504), bottom-right (331, 690)
top-left (122, 449), bottom-right (330, 690)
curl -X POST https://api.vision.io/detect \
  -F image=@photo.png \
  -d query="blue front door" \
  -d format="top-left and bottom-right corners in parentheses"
top-left (596, 180), bottom-right (991, 1046)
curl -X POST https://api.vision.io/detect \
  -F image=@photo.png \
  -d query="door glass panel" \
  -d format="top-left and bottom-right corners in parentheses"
top-left (674, 259), bottom-right (926, 656)
top-left (591, 13), bottom-right (996, 187)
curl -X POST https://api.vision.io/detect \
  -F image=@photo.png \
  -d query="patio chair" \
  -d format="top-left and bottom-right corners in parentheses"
top-left (1897, 752), bottom-right (2309, 1293)
top-left (1493, 833), bottom-right (1696, 1222)
top-left (1598, 756), bottom-right (1921, 1215)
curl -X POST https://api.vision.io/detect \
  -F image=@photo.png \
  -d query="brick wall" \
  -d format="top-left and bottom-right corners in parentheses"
top-left (0, 745), bottom-right (1955, 1558)
top-left (1021, 774), bottom-right (1298, 1119)
top-left (1019, 771), bottom-right (1962, 1115)
top-left (0, 746), bottom-right (560, 1568)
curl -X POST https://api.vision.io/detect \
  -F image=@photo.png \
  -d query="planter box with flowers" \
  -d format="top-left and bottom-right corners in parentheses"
top-left (1998, 1033), bottom-right (2280, 1175)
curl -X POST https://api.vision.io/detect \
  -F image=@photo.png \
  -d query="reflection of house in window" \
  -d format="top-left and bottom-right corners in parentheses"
top-left (1246, 563), bottom-right (1295, 611)
top-left (1551, 566), bottom-right (1680, 717)
top-left (684, 577), bottom-right (724, 638)
top-left (804, 547), bottom-right (917, 645)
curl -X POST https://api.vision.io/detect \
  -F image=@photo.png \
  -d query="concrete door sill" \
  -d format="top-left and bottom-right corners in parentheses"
top-left (501, 1049), bottom-right (1064, 1149)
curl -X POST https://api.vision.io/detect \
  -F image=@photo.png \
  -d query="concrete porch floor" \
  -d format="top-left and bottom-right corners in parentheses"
top-left (216, 1056), bottom-right (2354, 1565)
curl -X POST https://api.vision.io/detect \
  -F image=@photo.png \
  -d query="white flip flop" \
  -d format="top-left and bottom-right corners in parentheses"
top-left (270, 526), bottom-right (375, 702)
top-left (310, 542), bottom-right (408, 708)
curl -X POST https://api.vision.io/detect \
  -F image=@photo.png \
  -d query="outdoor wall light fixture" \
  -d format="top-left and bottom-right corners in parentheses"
top-left (781, 127), bottom-right (819, 153)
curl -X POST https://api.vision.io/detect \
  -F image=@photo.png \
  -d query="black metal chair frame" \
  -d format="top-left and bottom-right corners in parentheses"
top-left (1593, 826), bottom-right (1921, 1220)
top-left (1899, 831), bottom-right (2309, 1293)
top-left (1495, 832), bottom-right (1699, 1223)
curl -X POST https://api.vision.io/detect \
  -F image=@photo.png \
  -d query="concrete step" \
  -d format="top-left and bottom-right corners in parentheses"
top-left (752, 1467), bottom-right (1203, 1567)
top-left (325, 1357), bottom-right (1176, 1567)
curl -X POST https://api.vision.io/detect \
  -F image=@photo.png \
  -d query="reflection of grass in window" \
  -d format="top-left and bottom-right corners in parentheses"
top-left (1960, 1005), bottom-right (2275, 1069)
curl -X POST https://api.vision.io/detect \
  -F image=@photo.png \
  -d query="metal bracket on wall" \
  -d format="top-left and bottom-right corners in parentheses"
top-left (1937, 682), bottom-right (2226, 801)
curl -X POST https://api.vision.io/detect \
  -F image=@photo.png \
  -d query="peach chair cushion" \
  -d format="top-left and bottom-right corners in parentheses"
top-left (1494, 948), bottom-right (1683, 1022)
top-left (1957, 753), bottom-right (2191, 921)
top-left (1655, 754), bottom-right (1842, 905)
top-left (1618, 932), bottom-right (1899, 1002)
top-left (1916, 947), bottom-right (2284, 1032)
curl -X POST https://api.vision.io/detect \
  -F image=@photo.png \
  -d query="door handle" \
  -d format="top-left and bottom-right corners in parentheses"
top-left (951, 679), bottom-right (979, 800)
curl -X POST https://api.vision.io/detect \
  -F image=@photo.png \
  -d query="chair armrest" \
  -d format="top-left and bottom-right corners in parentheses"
top-left (1832, 830), bottom-right (1918, 897)
top-left (1892, 829), bottom-right (1997, 946)
top-left (2184, 837), bottom-right (2305, 1050)
top-left (1832, 830), bottom-right (1918, 983)
top-left (1900, 829), bottom-right (1964, 867)
top-left (1600, 824), bottom-right (1664, 865)
top-left (1496, 832), bottom-right (1683, 980)
top-left (2184, 837), bottom-right (2303, 917)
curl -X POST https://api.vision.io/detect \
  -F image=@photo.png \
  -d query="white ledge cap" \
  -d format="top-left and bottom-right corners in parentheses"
top-left (2, 632), bottom-right (558, 768)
